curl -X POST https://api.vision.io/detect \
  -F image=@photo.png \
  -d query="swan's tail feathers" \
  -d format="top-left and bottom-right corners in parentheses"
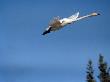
top-left (68, 12), bottom-right (79, 20)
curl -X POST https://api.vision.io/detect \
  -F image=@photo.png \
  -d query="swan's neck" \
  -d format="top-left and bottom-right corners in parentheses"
top-left (76, 14), bottom-right (93, 21)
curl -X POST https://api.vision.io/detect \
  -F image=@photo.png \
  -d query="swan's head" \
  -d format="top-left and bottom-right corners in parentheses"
top-left (91, 12), bottom-right (100, 16)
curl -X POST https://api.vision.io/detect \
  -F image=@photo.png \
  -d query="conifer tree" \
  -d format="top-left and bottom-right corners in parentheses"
top-left (86, 60), bottom-right (96, 82)
top-left (98, 54), bottom-right (110, 82)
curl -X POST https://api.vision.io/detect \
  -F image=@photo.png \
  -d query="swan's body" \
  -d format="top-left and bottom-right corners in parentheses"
top-left (42, 12), bottom-right (100, 35)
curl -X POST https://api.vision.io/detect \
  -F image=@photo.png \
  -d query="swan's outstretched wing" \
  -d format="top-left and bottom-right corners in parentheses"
top-left (49, 16), bottom-right (60, 26)
top-left (49, 16), bottom-right (61, 28)
top-left (68, 12), bottom-right (79, 20)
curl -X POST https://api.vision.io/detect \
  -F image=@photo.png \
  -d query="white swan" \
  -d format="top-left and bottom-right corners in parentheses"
top-left (42, 12), bottom-right (100, 35)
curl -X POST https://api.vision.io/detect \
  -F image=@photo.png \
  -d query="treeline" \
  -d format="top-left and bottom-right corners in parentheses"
top-left (86, 54), bottom-right (110, 82)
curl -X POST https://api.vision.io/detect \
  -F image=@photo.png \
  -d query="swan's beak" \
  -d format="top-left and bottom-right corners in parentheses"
top-left (97, 13), bottom-right (100, 15)
top-left (91, 12), bottom-right (100, 16)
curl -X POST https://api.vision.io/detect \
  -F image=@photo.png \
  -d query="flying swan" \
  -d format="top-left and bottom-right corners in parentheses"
top-left (42, 12), bottom-right (100, 35)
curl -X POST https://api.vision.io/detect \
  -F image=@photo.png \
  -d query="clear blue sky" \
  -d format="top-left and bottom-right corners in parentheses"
top-left (0, 0), bottom-right (110, 82)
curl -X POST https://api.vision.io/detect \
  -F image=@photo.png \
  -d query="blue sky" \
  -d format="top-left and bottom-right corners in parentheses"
top-left (0, 0), bottom-right (110, 82)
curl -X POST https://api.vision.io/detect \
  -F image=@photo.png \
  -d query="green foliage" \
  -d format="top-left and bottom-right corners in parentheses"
top-left (98, 54), bottom-right (110, 82)
top-left (86, 54), bottom-right (110, 82)
top-left (86, 60), bottom-right (96, 82)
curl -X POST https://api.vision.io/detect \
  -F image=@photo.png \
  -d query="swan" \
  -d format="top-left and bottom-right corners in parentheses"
top-left (42, 12), bottom-right (100, 35)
